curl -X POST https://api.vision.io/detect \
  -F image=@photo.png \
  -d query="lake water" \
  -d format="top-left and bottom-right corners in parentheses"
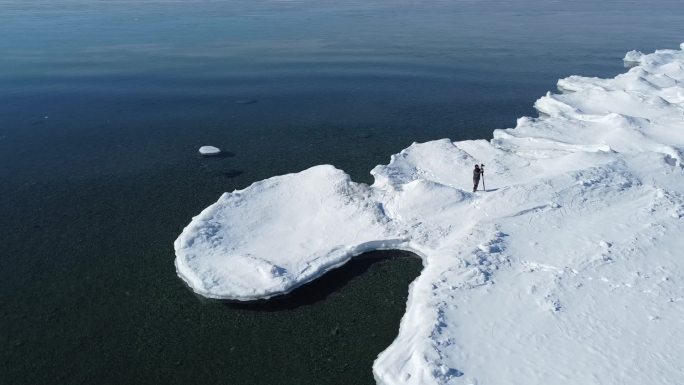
top-left (1, 0), bottom-right (683, 384)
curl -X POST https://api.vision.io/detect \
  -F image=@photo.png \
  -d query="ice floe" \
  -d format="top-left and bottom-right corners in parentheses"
top-left (198, 145), bottom-right (221, 156)
top-left (175, 44), bottom-right (684, 385)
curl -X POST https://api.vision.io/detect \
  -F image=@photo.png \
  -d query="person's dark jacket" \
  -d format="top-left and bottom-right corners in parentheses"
top-left (473, 167), bottom-right (482, 180)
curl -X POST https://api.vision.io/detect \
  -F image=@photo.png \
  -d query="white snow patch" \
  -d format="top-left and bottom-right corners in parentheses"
top-left (623, 49), bottom-right (644, 65)
top-left (176, 44), bottom-right (684, 385)
top-left (199, 145), bottom-right (221, 155)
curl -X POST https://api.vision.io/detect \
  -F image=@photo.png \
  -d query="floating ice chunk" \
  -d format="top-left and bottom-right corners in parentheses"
top-left (174, 165), bottom-right (402, 300)
top-left (199, 145), bottom-right (221, 156)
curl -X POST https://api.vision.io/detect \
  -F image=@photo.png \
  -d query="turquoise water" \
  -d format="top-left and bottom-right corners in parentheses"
top-left (1, 1), bottom-right (683, 384)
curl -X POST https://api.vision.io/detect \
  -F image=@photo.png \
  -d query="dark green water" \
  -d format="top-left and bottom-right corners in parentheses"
top-left (2, 0), bottom-right (684, 384)
top-left (0, 160), bottom-right (423, 384)
top-left (0, 146), bottom-right (423, 385)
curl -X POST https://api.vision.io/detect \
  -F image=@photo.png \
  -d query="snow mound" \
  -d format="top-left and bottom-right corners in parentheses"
top-left (199, 145), bottom-right (221, 155)
top-left (623, 49), bottom-right (644, 64)
top-left (175, 165), bottom-right (402, 300)
top-left (175, 44), bottom-right (684, 384)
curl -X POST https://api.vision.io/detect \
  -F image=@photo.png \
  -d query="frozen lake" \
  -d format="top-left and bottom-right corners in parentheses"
top-left (1, 0), bottom-right (683, 384)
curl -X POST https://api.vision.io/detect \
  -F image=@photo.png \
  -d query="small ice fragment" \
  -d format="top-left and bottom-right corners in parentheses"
top-left (199, 146), bottom-right (221, 156)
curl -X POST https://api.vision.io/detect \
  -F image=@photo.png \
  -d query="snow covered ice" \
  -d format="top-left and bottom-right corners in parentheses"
top-left (198, 145), bottom-right (221, 155)
top-left (175, 44), bottom-right (684, 384)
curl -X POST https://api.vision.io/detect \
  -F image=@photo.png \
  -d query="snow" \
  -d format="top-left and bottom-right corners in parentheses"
top-left (623, 49), bottom-right (644, 64)
top-left (175, 44), bottom-right (684, 384)
top-left (198, 145), bottom-right (221, 155)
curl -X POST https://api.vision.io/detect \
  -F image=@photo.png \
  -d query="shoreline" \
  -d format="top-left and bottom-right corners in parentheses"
top-left (176, 43), bottom-right (684, 384)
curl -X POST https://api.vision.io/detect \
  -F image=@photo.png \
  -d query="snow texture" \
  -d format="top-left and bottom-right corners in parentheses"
top-left (176, 44), bottom-right (684, 385)
top-left (199, 145), bottom-right (221, 155)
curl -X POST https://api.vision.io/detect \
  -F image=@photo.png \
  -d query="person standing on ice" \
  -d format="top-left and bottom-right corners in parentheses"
top-left (473, 164), bottom-right (483, 192)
